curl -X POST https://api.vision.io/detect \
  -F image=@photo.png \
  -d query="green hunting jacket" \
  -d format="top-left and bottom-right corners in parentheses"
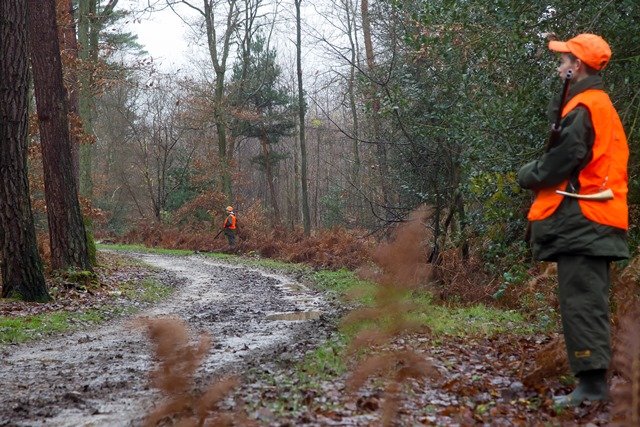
top-left (517, 76), bottom-right (629, 262)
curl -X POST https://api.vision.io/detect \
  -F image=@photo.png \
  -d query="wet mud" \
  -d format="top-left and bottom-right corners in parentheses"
top-left (0, 252), bottom-right (338, 427)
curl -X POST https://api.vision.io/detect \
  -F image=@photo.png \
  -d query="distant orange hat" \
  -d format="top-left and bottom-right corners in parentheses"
top-left (226, 206), bottom-right (234, 212)
top-left (548, 33), bottom-right (611, 71)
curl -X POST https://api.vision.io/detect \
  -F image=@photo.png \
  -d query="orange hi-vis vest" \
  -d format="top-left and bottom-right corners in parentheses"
top-left (527, 89), bottom-right (628, 230)
top-left (224, 213), bottom-right (237, 229)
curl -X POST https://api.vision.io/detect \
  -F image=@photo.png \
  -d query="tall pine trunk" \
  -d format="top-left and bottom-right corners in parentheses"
top-left (27, 0), bottom-right (92, 271)
top-left (0, 0), bottom-right (49, 301)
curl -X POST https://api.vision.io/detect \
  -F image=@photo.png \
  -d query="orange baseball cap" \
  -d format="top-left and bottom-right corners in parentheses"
top-left (548, 33), bottom-right (611, 71)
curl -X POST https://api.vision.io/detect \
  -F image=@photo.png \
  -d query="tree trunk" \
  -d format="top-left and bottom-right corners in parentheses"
top-left (293, 128), bottom-right (301, 224)
top-left (314, 123), bottom-right (320, 229)
top-left (361, 0), bottom-right (391, 220)
top-left (202, 0), bottom-right (237, 204)
top-left (346, 0), bottom-right (362, 222)
top-left (27, 0), bottom-right (92, 271)
top-left (295, 0), bottom-right (311, 236)
top-left (57, 0), bottom-right (81, 188)
top-left (214, 71), bottom-right (233, 202)
top-left (259, 135), bottom-right (281, 224)
top-left (75, 0), bottom-right (117, 198)
top-left (77, 0), bottom-right (95, 198)
top-left (0, 0), bottom-right (49, 301)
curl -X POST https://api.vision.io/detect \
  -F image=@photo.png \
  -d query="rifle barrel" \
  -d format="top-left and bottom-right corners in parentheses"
top-left (546, 69), bottom-right (573, 151)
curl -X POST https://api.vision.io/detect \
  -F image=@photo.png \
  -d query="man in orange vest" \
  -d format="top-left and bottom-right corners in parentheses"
top-left (518, 34), bottom-right (629, 407)
top-left (223, 206), bottom-right (237, 247)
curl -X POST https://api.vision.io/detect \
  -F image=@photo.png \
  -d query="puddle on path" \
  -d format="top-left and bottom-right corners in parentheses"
top-left (266, 311), bottom-right (322, 321)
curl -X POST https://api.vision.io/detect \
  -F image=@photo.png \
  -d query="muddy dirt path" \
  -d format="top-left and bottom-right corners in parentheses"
top-left (0, 252), bottom-right (338, 427)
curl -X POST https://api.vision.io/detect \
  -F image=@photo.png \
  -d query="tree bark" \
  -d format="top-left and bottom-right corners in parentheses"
top-left (361, 0), bottom-right (391, 219)
top-left (295, 0), bottom-right (311, 236)
top-left (293, 124), bottom-right (301, 224)
top-left (345, 0), bottom-right (362, 222)
top-left (314, 123), bottom-right (320, 229)
top-left (202, 0), bottom-right (237, 204)
top-left (259, 135), bottom-right (281, 223)
top-left (77, 0), bottom-right (96, 198)
top-left (0, 0), bottom-right (49, 301)
top-left (27, 0), bottom-right (92, 271)
top-left (57, 0), bottom-right (81, 188)
top-left (76, 0), bottom-right (117, 199)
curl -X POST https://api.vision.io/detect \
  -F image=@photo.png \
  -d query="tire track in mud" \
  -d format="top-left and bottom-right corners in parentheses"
top-left (0, 252), bottom-right (337, 427)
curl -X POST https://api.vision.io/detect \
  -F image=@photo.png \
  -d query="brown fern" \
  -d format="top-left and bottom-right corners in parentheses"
top-left (610, 260), bottom-right (640, 426)
top-left (611, 304), bottom-right (640, 426)
top-left (344, 206), bottom-right (438, 425)
top-left (522, 336), bottom-right (569, 387)
top-left (140, 317), bottom-right (251, 427)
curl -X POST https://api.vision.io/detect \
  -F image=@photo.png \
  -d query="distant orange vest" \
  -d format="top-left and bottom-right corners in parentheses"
top-left (224, 213), bottom-right (237, 229)
top-left (527, 89), bottom-right (628, 230)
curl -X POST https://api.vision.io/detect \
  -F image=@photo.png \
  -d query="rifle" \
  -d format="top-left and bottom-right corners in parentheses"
top-left (213, 228), bottom-right (224, 239)
top-left (545, 69), bottom-right (573, 152)
top-left (525, 69), bottom-right (575, 242)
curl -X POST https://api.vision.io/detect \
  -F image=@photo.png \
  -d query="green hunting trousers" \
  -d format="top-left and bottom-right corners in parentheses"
top-left (224, 228), bottom-right (236, 246)
top-left (557, 254), bottom-right (611, 375)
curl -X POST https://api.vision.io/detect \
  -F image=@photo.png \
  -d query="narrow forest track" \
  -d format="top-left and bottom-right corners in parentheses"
top-left (0, 252), bottom-right (339, 427)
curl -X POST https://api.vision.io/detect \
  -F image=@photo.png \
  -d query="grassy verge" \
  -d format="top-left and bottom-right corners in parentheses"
top-left (311, 269), bottom-right (377, 305)
top-left (0, 310), bottom-right (107, 345)
top-left (118, 277), bottom-right (174, 303)
top-left (0, 277), bottom-right (173, 345)
top-left (97, 243), bottom-right (195, 256)
top-left (416, 302), bottom-right (533, 336)
top-left (309, 268), bottom-right (535, 337)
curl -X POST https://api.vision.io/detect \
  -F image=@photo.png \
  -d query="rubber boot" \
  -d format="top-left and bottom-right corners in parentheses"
top-left (553, 369), bottom-right (608, 407)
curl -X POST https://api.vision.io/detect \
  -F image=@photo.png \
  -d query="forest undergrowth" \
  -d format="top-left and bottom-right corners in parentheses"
top-left (123, 205), bottom-right (640, 426)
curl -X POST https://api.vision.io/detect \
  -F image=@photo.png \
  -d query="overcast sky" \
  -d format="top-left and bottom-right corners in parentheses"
top-left (118, 0), bottom-right (344, 79)
top-left (119, 0), bottom-right (200, 71)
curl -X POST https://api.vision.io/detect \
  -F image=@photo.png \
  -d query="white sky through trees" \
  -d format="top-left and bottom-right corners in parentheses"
top-left (119, 0), bottom-right (200, 71)
top-left (119, 0), bottom-right (344, 79)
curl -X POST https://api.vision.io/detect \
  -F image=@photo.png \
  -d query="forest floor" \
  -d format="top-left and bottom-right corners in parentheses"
top-left (0, 249), bottom-right (616, 426)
